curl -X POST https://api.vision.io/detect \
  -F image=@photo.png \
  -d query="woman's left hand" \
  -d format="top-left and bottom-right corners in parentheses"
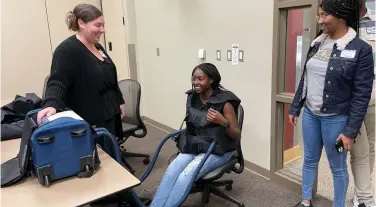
top-left (337, 134), bottom-right (353, 151)
top-left (207, 108), bottom-right (228, 126)
top-left (120, 104), bottom-right (125, 119)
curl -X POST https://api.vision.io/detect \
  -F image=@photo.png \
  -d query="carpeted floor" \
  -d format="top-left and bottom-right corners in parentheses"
top-left (114, 123), bottom-right (333, 207)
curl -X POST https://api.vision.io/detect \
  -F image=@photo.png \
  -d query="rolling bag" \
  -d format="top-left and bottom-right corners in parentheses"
top-left (32, 111), bottom-right (100, 187)
top-left (1, 110), bottom-right (118, 188)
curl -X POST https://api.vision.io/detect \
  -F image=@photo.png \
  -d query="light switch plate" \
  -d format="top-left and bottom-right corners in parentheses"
top-left (216, 50), bottom-right (221, 61)
top-left (239, 50), bottom-right (244, 62)
top-left (227, 50), bottom-right (232, 61)
top-left (156, 48), bottom-right (160, 56)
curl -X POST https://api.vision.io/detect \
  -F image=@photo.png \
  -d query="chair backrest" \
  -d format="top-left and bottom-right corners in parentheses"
top-left (42, 75), bottom-right (49, 100)
top-left (233, 104), bottom-right (245, 174)
top-left (118, 79), bottom-right (146, 130)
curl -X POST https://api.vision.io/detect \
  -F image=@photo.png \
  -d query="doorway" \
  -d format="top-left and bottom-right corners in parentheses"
top-left (270, 0), bottom-right (319, 194)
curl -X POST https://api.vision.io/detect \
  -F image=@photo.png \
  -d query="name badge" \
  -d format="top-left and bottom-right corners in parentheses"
top-left (366, 26), bottom-right (376, 35)
top-left (340, 50), bottom-right (356, 59)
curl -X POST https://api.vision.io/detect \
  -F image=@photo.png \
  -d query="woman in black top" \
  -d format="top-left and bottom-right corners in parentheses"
top-left (37, 4), bottom-right (125, 139)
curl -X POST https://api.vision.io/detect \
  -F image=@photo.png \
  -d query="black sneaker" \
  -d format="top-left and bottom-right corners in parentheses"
top-left (358, 203), bottom-right (367, 207)
top-left (295, 202), bottom-right (313, 207)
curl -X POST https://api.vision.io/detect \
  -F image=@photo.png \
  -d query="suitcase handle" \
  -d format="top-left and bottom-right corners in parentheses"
top-left (71, 129), bottom-right (87, 137)
top-left (37, 136), bottom-right (55, 144)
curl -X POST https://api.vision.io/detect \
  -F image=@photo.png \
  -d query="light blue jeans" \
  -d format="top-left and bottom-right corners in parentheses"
top-left (151, 152), bottom-right (232, 207)
top-left (302, 108), bottom-right (349, 207)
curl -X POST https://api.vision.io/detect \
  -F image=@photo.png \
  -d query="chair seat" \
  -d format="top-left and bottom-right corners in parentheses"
top-left (122, 122), bottom-right (138, 133)
top-left (197, 157), bottom-right (238, 183)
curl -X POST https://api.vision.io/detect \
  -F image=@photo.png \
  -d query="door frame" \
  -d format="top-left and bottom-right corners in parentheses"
top-left (270, 0), bottom-right (320, 194)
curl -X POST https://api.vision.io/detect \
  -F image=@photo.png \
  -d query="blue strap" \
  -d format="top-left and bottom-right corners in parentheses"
top-left (94, 128), bottom-right (122, 163)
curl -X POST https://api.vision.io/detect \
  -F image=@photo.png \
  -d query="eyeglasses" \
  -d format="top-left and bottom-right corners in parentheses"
top-left (316, 13), bottom-right (329, 22)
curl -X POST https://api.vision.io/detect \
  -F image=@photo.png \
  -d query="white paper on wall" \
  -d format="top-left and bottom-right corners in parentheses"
top-left (231, 44), bottom-right (239, 66)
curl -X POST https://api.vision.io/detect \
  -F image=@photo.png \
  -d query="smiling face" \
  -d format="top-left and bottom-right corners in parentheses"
top-left (317, 7), bottom-right (343, 35)
top-left (191, 68), bottom-right (212, 94)
top-left (78, 16), bottom-right (104, 43)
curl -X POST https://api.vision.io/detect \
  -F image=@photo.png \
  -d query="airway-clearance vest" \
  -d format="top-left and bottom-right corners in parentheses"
top-left (177, 88), bottom-right (241, 155)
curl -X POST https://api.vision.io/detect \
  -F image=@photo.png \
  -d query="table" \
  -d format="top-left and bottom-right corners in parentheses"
top-left (0, 139), bottom-right (141, 207)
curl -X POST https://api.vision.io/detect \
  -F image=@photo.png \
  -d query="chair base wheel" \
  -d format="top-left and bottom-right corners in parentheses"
top-left (143, 158), bottom-right (150, 165)
top-left (225, 184), bottom-right (232, 191)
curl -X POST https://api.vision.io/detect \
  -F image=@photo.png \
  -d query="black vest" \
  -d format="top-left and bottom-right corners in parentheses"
top-left (177, 89), bottom-right (241, 155)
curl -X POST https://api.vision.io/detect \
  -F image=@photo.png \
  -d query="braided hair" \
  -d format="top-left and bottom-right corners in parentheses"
top-left (192, 63), bottom-right (224, 89)
top-left (320, 0), bottom-right (360, 34)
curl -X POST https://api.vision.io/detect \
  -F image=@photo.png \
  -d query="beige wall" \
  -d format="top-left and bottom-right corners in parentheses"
top-left (1, 0), bottom-right (52, 103)
top-left (1, 0), bottom-right (276, 170)
top-left (0, 0), bottom-right (117, 104)
top-left (134, 0), bottom-right (275, 170)
top-left (46, 0), bottom-right (103, 52)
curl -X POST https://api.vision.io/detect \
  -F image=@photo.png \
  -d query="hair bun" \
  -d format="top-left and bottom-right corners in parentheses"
top-left (66, 11), bottom-right (79, 31)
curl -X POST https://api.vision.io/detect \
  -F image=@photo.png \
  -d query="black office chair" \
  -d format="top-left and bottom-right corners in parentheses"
top-left (117, 79), bottom-right (150, 175)
top-left (42, 75), bottom-right (49, 99)
top-left (171, 104), bottom-right (245, 207)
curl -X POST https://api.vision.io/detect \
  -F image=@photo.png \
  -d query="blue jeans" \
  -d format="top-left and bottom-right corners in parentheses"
top-left (151, 152), bottom-right (232, 207)
top-left (302, 108), bottom-right (349, 207)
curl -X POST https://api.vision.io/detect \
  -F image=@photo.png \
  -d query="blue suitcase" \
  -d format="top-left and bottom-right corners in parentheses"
top-left (1, 110), bottom-right (120, 188)
top-left (32, 113), bottom-right (99, 187)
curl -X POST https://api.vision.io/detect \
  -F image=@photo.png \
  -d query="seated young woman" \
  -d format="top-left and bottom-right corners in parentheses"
top-left (150, 63), bottom-right (242, 207)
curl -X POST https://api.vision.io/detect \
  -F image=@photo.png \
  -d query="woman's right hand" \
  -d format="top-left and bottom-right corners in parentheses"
top-left (288, 115), bottom-right (298, 127)
top-left (37, 107), bottom-right (57, 125)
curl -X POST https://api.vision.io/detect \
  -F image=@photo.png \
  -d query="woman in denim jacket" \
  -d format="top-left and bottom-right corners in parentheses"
top-left (290, 0), bottom-right (374, 207)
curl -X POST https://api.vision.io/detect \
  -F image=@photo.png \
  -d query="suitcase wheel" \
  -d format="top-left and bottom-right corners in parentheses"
top-left (85, 164), bottom-right (90, 172)
top-left (43, 175), bottom-right (51, 187)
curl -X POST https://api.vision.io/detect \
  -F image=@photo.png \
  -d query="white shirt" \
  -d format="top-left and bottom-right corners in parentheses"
top-left (306, 38), bottom-right (337, 116)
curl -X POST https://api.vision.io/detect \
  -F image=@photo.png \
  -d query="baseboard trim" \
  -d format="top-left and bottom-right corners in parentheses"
top-left (243, 160), bottom-right (271, 179)
top-left (142, 116), bottom-right (175, 133)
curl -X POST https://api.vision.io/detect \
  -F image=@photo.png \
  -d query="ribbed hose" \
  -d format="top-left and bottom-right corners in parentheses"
top-left (134, 129), bottom-right (216, 207)
top-left (95, 128), bottom-right (216, 207)
top-left (170, 141), bottom-right (216, 207)
top-left (139, 130), bottom-right (185, 182)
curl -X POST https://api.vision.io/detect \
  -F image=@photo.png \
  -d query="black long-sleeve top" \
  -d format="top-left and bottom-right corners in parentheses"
top-left (42, 35), bottom-right (125, 127)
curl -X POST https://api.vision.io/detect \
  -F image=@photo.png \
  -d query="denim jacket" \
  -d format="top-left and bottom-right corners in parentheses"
top-left (290, 28), bottom-right (374, 139)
